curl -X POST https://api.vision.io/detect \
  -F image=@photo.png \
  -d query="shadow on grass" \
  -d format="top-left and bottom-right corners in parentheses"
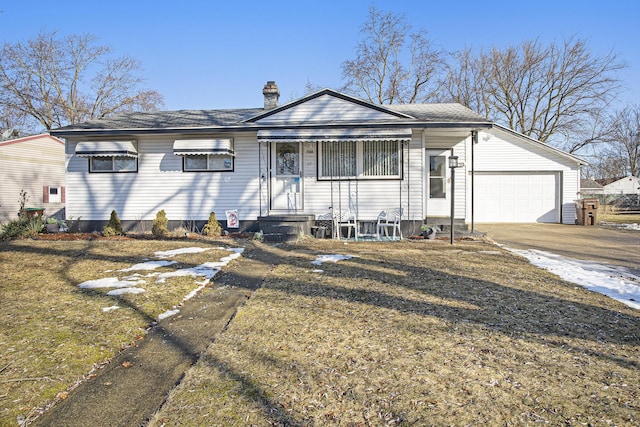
top-left (7, 237), bottom-right (639, 426)
top-left (264, 241), bottom-right (639, 369)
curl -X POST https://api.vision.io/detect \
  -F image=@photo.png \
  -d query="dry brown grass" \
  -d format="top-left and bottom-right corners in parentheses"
top-left (0, 237), bottom-right (241, 425)
top-left (149, 238), bottom-right (639, 426)
top-left (598, 212), bottom-right (640, 224)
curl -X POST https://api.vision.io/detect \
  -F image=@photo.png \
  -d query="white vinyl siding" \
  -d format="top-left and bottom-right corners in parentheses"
top-left (66, 133), bottom-right (261, 221)
top-left (255, 94), bottom-right (403, 124)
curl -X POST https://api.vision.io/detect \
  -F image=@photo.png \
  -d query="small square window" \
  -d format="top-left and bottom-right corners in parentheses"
top-left (48, 186), bottom-right (62, 203)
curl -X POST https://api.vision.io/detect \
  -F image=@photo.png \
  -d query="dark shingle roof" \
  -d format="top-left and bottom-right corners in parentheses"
top-left (386, 103), bottom-right (488, 122)
top-left (51, 95), bottom-right (490, 136)
top-left (54, 108), bottom-right (264, 132)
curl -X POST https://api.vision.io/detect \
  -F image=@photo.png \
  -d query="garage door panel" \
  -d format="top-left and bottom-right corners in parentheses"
top-left (475, 173), bottom-right (559, 223)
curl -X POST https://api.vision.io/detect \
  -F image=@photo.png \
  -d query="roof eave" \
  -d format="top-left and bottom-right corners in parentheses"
top-left (51, 120), bottom-right (494, 139)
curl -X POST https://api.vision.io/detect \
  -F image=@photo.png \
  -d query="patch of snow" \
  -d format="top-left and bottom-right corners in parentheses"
top-left (78, 277), bottom-right (146, 289)
top-left (311, 254), bottom-right (354, 265)
top-left (508, 248), bottom-right (640, 310)
top-left (120, 260), bottom-right (177, 271)
top-left (312, 269), bottom-right (324, 273)
top-left (78, 246), bottom-right (245, 318)
top-left (155, 265), bottom-right (222, 284)
top-left (154, 247), bottom-right (214, 259)
top-left (107, 287), bottom-right (146, 296)
top-left (158, 308), bottom-right (180, 320)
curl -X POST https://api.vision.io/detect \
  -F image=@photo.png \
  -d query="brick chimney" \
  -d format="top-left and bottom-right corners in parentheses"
top-left (262, 81), bottom-right (280, 109)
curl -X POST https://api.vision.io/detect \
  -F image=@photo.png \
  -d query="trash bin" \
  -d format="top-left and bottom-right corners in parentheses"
top-left (24, 208), bottom-right (45, 218)
top-left (576, 198), bottom-right (599, 226)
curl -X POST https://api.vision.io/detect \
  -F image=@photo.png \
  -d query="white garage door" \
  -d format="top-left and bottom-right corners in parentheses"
top-left (474, 172), bottom-right (560, 223)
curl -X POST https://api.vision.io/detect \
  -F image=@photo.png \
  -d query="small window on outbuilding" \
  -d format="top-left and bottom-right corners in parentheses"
top-left (43, 186), bottom-right (65, 203)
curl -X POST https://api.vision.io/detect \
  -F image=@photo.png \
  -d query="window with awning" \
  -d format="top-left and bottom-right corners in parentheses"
top-left (259, 128), bottom-right (409, 180)
top-left (257, 128), bottom-right (412, 143)
top-left (75, 141), bottom-right (138, 173)
top-left (173, 139), bottom-right (234, 172)
top-left (173, 139), bottom-right (234, 156)
top-left (75, 140), bottom-right (138, 157)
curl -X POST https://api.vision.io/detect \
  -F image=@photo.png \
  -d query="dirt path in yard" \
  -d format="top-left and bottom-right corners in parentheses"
top-left (30, 241), bottom-right (279, 427)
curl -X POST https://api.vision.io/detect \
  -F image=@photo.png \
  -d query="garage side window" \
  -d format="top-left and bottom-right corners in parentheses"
top-left (429, 155), bottom-right (446, 198)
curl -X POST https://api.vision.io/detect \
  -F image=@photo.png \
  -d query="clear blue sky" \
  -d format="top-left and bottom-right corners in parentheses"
top-left (1, 0), bottom-right (638, 111)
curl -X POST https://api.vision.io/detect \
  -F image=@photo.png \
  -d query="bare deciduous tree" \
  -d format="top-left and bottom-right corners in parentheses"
top-left (0, 30), bottom-right (163, 133)
top-left (443, 37), bottom-right (625, 147)
top-left (341, 6), bottom-right (444, 104)
top-left (605, 105), bottom-right (640, 177)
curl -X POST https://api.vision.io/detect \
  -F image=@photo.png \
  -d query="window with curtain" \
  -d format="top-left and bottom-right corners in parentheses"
top-left (320, 141), bottom-right (357, 178)
top-left (363, 140), bottom-right (399, 176)
top-left (319, 140), bottom-right (400, 179)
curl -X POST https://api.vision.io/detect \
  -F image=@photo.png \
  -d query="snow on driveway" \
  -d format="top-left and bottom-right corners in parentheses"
top-left (506, 247), bottom-right (640, 310)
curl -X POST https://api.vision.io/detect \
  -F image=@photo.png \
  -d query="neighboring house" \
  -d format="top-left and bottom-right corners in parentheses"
top-left (602, 176), bottom-right (640, 195)
top-left (50, 82), bottom-right (586, 236)
top-left (0, 134), bottom-right (66, 222)
top-left (580, 178), bottom-right (604, 196)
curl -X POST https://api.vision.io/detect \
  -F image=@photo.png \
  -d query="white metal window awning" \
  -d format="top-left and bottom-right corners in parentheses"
top-left (75, 140), bottom-right (138, 157)
top-left (173, 139), bottom-right (234, 156)
top-left (257, 128), bottom-right (413, 142)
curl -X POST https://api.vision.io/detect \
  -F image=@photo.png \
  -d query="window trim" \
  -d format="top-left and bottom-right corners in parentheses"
top-left (317, 140), bottom-right (403, 181)
top-left (182, 154), bottom-right (235, 172)
top-left (88, 156), bottom-right (138, 173)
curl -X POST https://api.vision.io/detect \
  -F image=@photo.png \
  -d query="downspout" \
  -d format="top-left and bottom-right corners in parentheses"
top-left (338, 141), bottom-right (342, 225)
top-left (399, 140), bottom-right (403, 228)
top-left (406, 137), bottom-right (410, 235)
top-left (258, 142), bottom-right (263, 218)
top-left (421, 129), bottom-right (426, 224)
top-left (471, 130), bottom-right (478, 233)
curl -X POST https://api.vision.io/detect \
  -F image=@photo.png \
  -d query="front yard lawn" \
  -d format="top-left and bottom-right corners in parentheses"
top-left (0, 237), bottom-right (638, 426)
top-left (0, 237), bottom-right (239, 425)
top-left (149, 239), bottom-right (639, 426)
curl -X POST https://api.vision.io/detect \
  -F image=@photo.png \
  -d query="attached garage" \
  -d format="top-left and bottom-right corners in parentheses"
top-left (470, 125), bottom-right (585, 225)
top-left (474, 172), bottom-right (560, 223)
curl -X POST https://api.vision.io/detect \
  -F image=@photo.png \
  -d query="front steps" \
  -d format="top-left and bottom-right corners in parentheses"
top-left (258, 215), bottom-right (315, 242)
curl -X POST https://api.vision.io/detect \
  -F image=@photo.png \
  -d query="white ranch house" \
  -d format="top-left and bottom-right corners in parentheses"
top-left (51, 82), bottom-right (585, 239)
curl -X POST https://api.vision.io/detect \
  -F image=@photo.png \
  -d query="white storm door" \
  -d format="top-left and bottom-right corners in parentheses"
top-left (426, 150), bottom-right (451, 216)
top-left (271, 142), bottom-right (302, 211)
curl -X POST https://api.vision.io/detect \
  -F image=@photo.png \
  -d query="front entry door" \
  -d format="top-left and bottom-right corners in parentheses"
top-left (271, 142), bottom-right (302, 211)
top-left (426, 149), bottom-right (451, 216)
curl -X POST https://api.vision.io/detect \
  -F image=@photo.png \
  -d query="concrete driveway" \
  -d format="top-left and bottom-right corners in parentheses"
top-left (476, 223), bottom-right (640, 273)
